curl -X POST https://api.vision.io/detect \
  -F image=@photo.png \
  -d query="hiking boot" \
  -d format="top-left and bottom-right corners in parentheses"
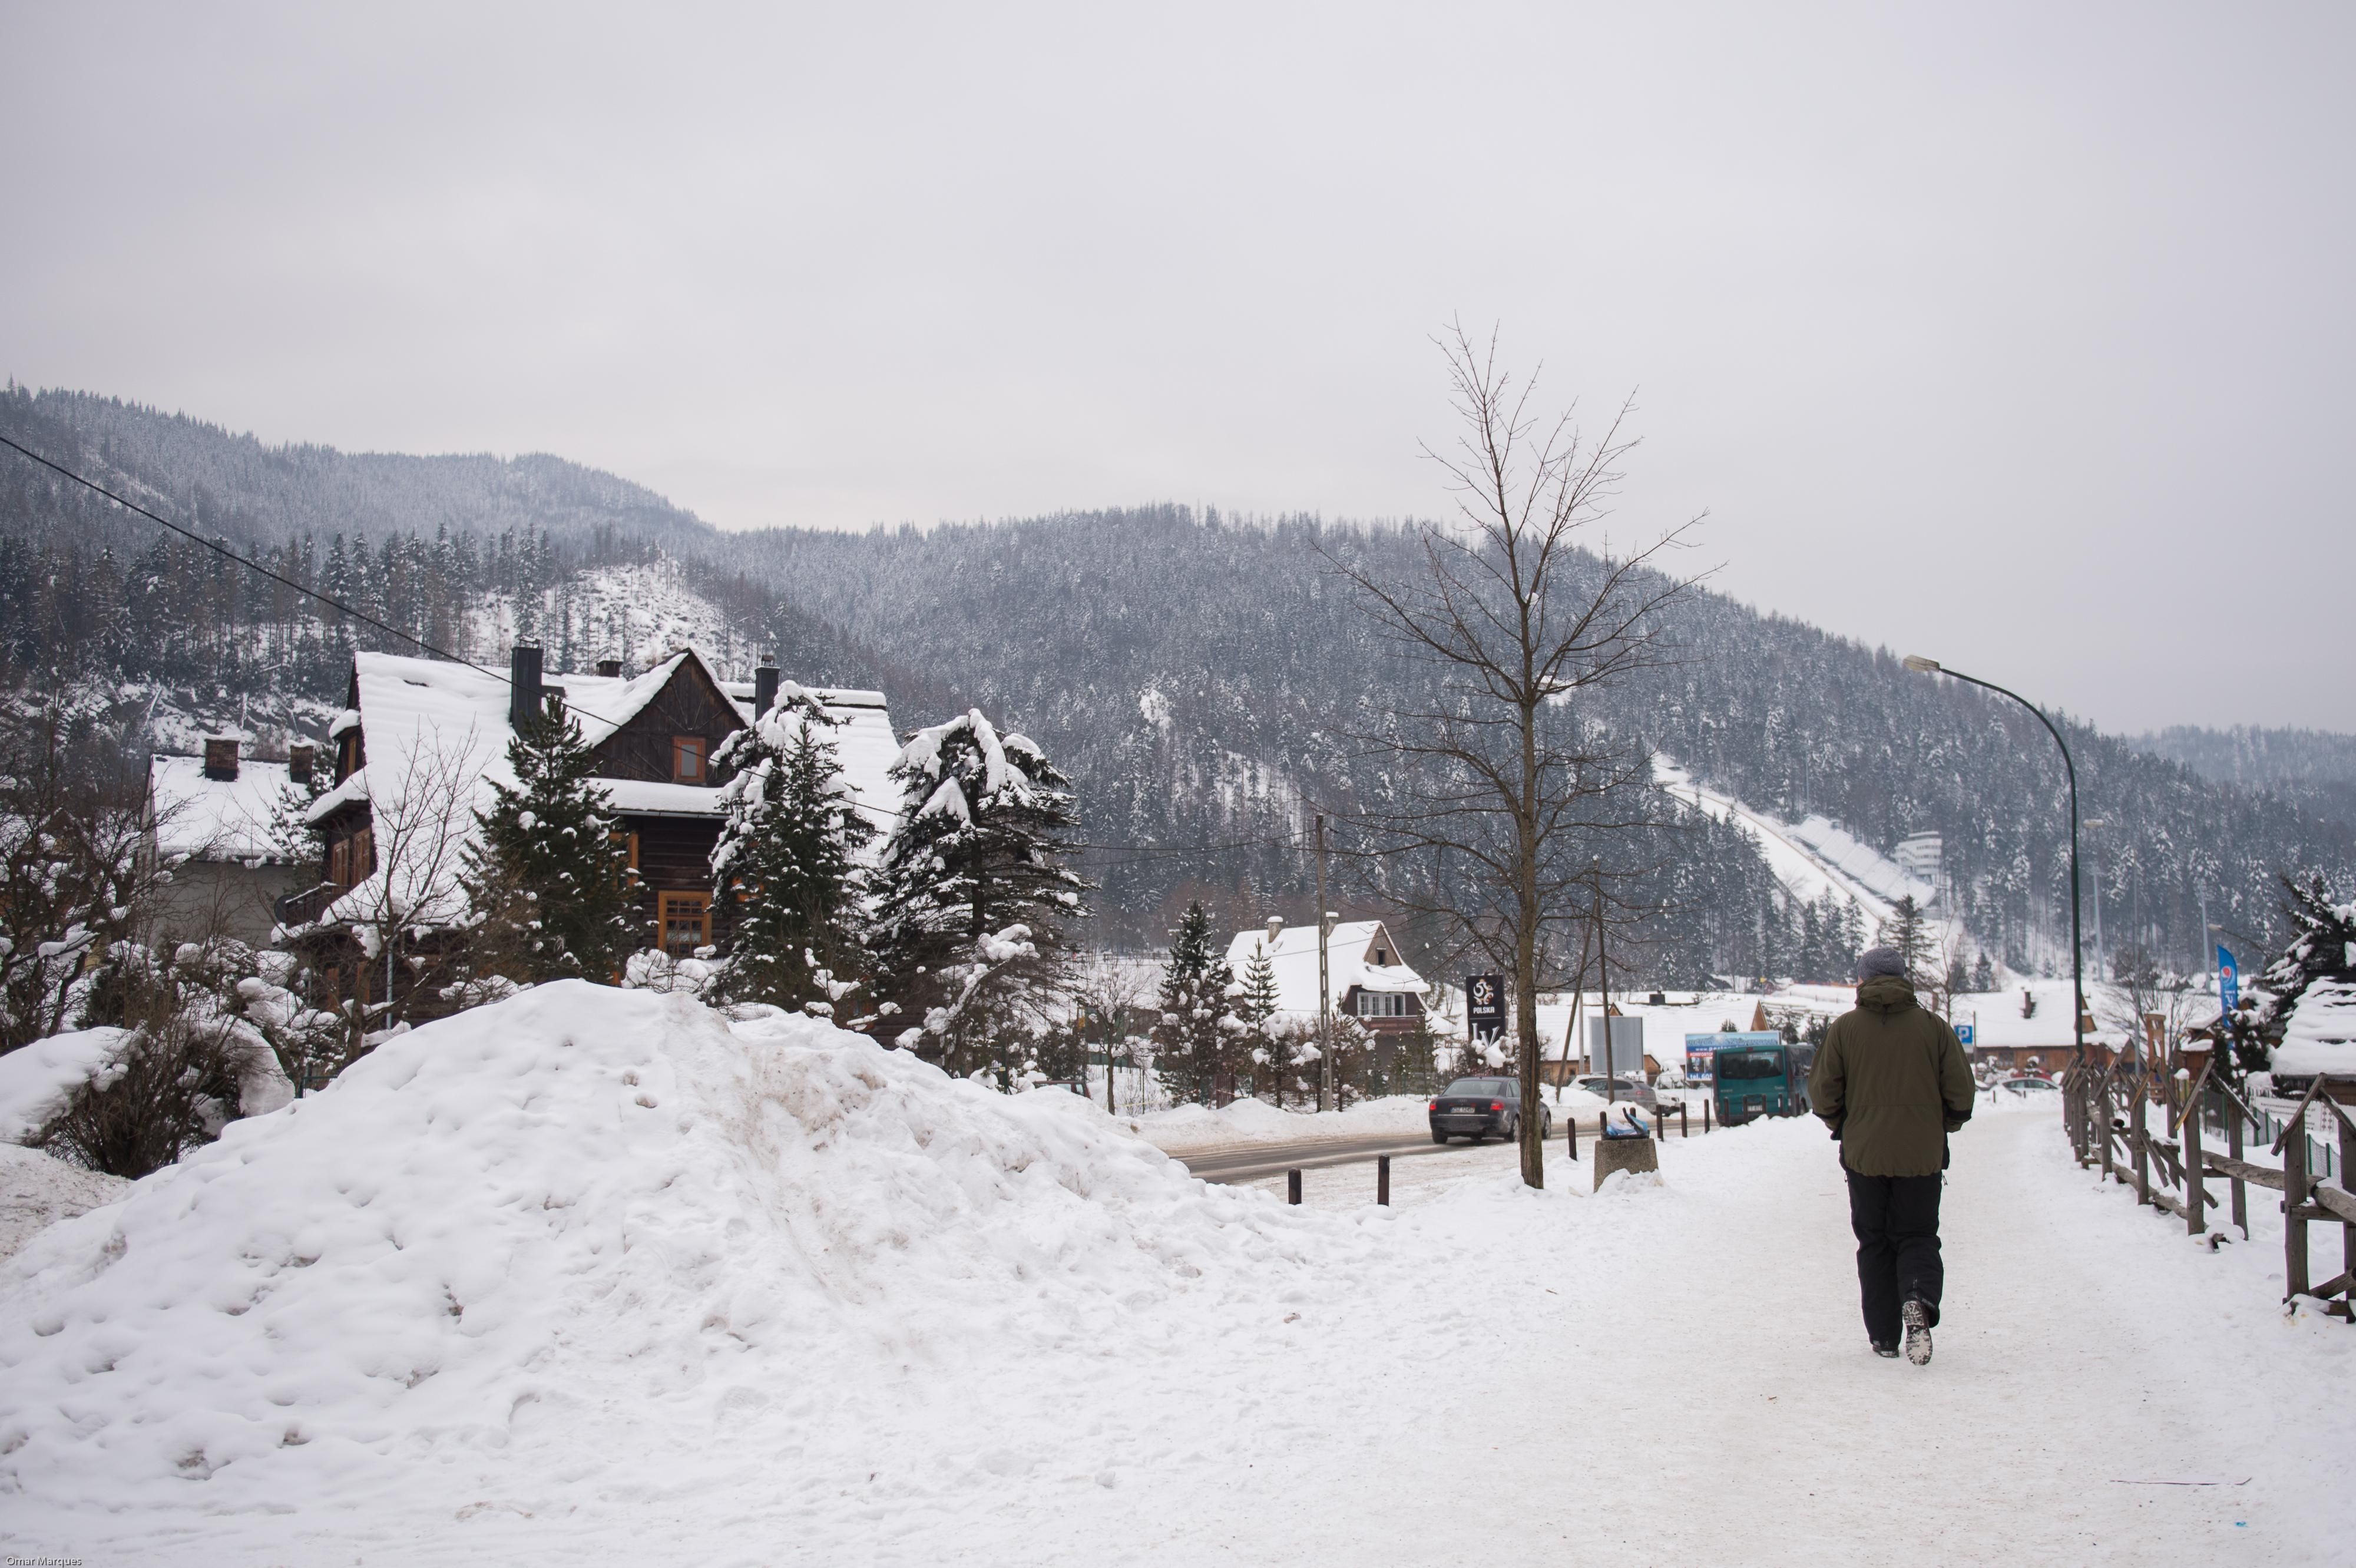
top-left (1902, 1299), bottom-right (1933, 1366)
top-left (1871, 1341), bottom-right (1900, 1359)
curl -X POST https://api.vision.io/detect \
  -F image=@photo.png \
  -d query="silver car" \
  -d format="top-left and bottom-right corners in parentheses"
top-left (1573, 1074), bottom-right (1660, 1111)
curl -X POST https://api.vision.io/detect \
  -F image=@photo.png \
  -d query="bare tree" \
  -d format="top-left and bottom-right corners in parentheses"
top-left (1329, 325), bottom-right (1702, 1189)
top-left (327, 727), bottom-right (482, 1053)
top-left (1064, 952), bottom-right (1154, 1113)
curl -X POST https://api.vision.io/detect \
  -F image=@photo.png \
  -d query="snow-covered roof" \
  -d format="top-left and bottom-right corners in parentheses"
top-left (297, 650), bottom-right (903, 926)
top-left (148, 753), bottom-right (296, 862)
top-left (1223, 921), bottom-right (1428, 1017)
top-left (2274, 980), bottom-right (2356, 1080)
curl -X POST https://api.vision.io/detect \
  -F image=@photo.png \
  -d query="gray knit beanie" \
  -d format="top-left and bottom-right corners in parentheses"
top-left (1854, 946), bottom-right (1908, 983)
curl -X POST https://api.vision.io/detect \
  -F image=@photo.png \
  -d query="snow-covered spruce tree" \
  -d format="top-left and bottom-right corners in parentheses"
top-left (1236, 937), bottom-right (1286, 1103)
top-left (459, 697), bottom-right (638, 987)
top-left (2251, 872), bottom-right (2356, 1065)
top-left (867, 709), bottom-right (1087, 1081)
top-left (1153, 901), bottom-right (1240, 1104)
top-left (1879, 895), bottom-right (1931, 981)
top-left (709, 683), bottom-right (875, 1014)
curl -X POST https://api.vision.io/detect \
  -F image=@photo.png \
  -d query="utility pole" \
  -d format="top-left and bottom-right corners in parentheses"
top-left (1594, 858), bottom-right (1616, 1105)
top-left (1316, 813), bottom-right (1332, 1114)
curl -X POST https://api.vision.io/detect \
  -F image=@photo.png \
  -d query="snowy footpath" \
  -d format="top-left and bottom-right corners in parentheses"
top-left (2, 985), bottom-right (2350, 1566)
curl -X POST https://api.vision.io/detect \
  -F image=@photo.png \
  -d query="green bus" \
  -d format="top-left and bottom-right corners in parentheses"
top-left (1713, 1040), bottom-right (1818, 1126)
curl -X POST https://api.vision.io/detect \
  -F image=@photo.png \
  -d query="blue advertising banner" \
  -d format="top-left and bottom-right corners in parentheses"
top-left (2216, 944), bottom-right (2239, 1017)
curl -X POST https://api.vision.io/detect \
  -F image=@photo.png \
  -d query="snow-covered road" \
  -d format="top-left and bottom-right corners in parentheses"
top-left (6, 997), bottom-right (2350, 1567)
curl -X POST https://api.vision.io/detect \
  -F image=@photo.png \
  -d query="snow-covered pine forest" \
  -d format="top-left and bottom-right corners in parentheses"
top-left (3, 384), bottom-right (2351, 977)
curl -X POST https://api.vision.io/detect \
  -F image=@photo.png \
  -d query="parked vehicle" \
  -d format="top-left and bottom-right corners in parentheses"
top-left (1712, 1041), bottom-right (1817, 1125)
top-left (1994, 1076), bottom-right (2059, 1097)
top-left (1430, 1077), bottom-right (1554, 1143)
top-left (1573, 1074), bottom-right (1660, 1111)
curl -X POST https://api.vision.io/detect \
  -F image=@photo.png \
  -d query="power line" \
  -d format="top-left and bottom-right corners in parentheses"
top-left (3, 434), bottom-right (1427, 874)
top-left (0, 432), bottom-right (1337, 866)
top-left (0, 430), bottom-right (511, 686)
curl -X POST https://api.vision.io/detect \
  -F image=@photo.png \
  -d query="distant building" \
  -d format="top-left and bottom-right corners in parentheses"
top-left (288, 643), bottom-right (896, 1011)
top-left (1223, 917), bottom-right (1430, 1034)
top-left (145, 736), bottom-right (315, 946)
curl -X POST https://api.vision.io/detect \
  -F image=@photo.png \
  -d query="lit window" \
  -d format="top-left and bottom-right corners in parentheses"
top-left (673, 736), bottom-right (706, 783)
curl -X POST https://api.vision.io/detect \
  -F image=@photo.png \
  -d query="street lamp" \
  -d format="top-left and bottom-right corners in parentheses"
top-left (1902, 655), bottom-right (2088, 1069)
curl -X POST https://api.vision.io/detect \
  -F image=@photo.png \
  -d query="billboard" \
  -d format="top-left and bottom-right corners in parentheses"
top-left (1587, 1015), bottom-right (1645, 1076)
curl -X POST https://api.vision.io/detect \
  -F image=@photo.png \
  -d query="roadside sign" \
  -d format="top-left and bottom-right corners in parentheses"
top-left (1955, 1024), bottom-right (1976, 1047)
top-left (1465, 974), bottom-right (1506, 1042)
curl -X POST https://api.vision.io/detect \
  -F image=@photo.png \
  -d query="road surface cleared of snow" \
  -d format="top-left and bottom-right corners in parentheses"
top-left (2, 987), bottom-right (2349, 1566)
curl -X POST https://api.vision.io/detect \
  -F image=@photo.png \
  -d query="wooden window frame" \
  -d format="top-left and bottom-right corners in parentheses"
top-left (657, 889), bottom-right (712, 957)
top-left (671, 735), bottom-right (706, 783)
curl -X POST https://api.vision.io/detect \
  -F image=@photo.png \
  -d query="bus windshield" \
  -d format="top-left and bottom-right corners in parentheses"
top-left (1716, 1051), bottom-right (1786, 1081)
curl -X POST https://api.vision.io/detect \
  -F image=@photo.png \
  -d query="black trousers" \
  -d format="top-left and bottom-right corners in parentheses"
top-left (1844, 1167), bottom-right (1943, 1345)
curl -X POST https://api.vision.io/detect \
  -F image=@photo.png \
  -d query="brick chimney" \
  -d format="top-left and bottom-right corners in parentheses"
top-left (596, 658), bottom-right (623, 678)
top-left (509, 643), bottom-right (544, 732)
top-left (287, 743), bottom-right (314, 786)
top-left (1266, 915), bottom-right (1284, 946)
top-left (203, 736), bottom-right (240, 782)
top-left (754, 652), bottom-right (780, 717)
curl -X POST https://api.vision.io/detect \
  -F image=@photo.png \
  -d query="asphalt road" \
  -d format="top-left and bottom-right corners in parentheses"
top-left (1172, 1100), bottom-right (1708, 1184)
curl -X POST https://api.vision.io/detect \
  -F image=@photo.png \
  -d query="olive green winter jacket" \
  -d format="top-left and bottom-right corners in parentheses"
top-left (1809, 975), bottom-right (1976, 1177)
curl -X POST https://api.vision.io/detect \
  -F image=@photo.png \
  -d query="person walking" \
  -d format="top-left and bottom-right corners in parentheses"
top-left (1809, 945), bottom-right (1976, 1365)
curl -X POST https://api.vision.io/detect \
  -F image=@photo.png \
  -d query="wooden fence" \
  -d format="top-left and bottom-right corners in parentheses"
top-left (2062, 1061), bottom-right (2356, 1319)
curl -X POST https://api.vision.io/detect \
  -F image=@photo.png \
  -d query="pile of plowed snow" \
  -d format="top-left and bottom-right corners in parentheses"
top-left (0, 983), bottom-right (1335, 1515)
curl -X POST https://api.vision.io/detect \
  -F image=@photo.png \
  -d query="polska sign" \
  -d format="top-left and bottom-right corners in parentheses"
top-left (1465, 974), bottom-right (1507, 1041)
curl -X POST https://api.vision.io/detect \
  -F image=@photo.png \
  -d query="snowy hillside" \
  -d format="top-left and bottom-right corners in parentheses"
top-left (1658, 756), bottom-right (1985, 969)
top-left (473, 560), bottom-right (770, 682)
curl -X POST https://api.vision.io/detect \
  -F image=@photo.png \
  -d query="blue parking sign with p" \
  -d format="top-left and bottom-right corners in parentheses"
top-left (1955, 1024), bottom-right (1976, 1047)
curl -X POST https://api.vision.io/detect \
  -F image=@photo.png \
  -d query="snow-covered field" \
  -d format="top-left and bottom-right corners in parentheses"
top-left (3, 987), bottom-right (2350, 1566)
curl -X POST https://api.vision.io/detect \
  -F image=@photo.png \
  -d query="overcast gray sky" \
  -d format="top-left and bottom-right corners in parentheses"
top-left (4, 2), bottom-right (2350, 733)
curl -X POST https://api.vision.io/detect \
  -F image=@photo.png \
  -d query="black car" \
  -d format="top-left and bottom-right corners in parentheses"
top-left (1428, 1077), bottom-right (1554, 1143)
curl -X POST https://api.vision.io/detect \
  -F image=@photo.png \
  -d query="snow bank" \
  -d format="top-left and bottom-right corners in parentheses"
top-left (0, 1144), bottom-right (129, 1263)
top-left (0, 1028), bottom-right (128, 1144)
top-left (0, 983), bottom-right (1329, 1515)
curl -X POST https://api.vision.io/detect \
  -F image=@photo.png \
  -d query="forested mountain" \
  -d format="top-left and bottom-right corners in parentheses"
top-left (2, 386), bottom-right (2347, 978)
top-left (2134, 725), bottom-right (2356, 836)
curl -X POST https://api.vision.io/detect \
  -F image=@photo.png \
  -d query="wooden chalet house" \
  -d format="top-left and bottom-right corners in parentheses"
top-left (289, 642), bottom-right (896, 1012)
top-left (1222, 917), bottom-right (1432, 1034)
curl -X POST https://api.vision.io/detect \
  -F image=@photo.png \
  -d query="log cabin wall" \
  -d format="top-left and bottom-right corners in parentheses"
top-left (588, 661), bottom-right (744, 785)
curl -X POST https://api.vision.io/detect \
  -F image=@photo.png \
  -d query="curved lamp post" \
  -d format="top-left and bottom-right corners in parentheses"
top-left (1902, 655), bottom-right (2087, 1068)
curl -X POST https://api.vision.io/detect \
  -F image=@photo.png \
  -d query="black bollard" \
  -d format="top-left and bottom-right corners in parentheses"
top-left (1287, 1168), bottom-right (1302, 1205)
top-left (1377, 1155), bottom-right (1391, 1206)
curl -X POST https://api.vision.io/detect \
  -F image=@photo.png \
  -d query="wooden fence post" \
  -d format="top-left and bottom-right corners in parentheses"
top-left (2095, 1071), bottom-right (2113, 1183)
top-left (2284, 1126), bottom-right (2309, 1301)
top-left (2340, 1103), bottom-right (2355, 1308)
top-left (2132, 1084), bottom-right (2152, 1206)
top-left (1377, 1155), bottom-right (1391, 1208)
top-left (2228, 1095), bottom-right (2249, 1239)
top-left (1287, 1168), bottom-right (1303, 1206)
top-left (2183, 1074), bottom-right (2206, 1236)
